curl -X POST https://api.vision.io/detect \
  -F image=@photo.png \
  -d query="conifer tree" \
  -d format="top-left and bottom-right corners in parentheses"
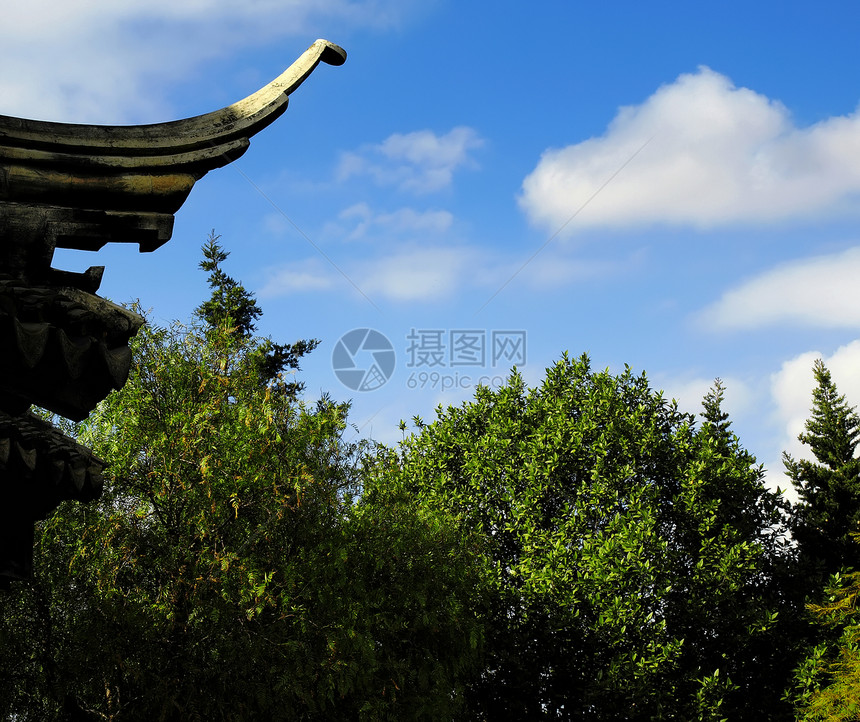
top-left (789, 563), bottom-right (860, 720)
top-left (784, 360), bottom-right (860, 578)
top-left (195, 230), bottom-right (318, 398)
top-left (196, 230), bottom-right (263, 337)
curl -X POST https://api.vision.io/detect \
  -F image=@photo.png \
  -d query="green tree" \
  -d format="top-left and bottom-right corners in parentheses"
top-left (196, 229), bottom-right (318, 399)
top-left (783, 362), bottom-right (860, 719)
top-left (790, 563), bottom-right (860, 721)
top-left (0, 237), bottom-right (481, 720)
top-left (364, 357), bottom-right (793, 719)
top-left (785, 359), bottom-right (860, 580)
top-left (195, 230), bottom-right (262, 337)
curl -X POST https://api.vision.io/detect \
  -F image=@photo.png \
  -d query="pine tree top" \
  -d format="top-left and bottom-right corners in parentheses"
top-left (192, 230), bottom-right (319, 396)
top-left (195, 230), bottom-right (262, 338)
top-left (800, 359), bottom-right (860, 471)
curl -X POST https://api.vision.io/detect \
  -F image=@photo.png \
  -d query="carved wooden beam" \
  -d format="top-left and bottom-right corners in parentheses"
top-left (0, 277), bottom-right (144, 420)
top-left (0, 39), bottom-right (346, 286)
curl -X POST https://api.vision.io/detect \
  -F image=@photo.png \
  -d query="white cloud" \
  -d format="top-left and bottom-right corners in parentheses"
top-left (259, 245), bottom-right (479, 303)
top-left (259, 232), bottom-right (634, 306)
top-left (520, 67), bottom-right (860, 234)
top-left (356, 243), bottom-right (635, 301)
top-left (337, 127), bottom-right (485, 193)
top-left (356, 245), bottom-right (477, 301)
top-left (258, 259), bottom-right (336, 297)
top-left (328, 203), bottom-right (454, 241)
top-left (0, 1), bottom-right (409, 122)
top-left (508, 250), bottom-right (641, 289)
top-left (769, 340), bottom-right (860, 492)
top-left (263, 197), bottom-right (637, 304)
top-left (700, 245), bottom-right (860, 329)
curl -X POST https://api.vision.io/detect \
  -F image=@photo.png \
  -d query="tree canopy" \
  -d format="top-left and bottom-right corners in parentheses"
top-left (6, 236), bottom-right (860, 719)
top-left (790, 562), bottom-right (860, 721)
top-left (363, 357), bottom-right (793, 719)
top-left (0, 238), bottom-right (481, 720)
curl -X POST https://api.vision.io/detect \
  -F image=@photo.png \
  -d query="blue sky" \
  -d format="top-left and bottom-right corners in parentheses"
top-left (4, 1), bottom-right (860, 494)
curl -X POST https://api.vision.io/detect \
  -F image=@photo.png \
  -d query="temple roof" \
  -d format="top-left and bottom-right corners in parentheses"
top-left (0, 278), bottom-right (144, 420)
top-left (0, 408), bottom-right (105, 583)
top-left (0, 40), bottom-right (346, 281)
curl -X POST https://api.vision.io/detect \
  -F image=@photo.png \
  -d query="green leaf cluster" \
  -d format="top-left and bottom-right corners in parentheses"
top-left (791, 565), bottom-right (860, 721)
top-left (365, 355), bottom-right (792, 718)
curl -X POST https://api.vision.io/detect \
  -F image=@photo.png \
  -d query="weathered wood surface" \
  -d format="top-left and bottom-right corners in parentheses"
top-left (0, 39), bottom-right (346, 273)
top-left (0, 279), bottom-right (144, 420)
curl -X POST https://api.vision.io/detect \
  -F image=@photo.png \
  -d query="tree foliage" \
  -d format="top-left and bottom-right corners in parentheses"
top-left (195, 230), bottom-right (262, 338)
top-left (785, 359), bottom-right (860, 581)
top-left (791, 563), bottom-right (860, 721)
top-left (5, 234), bottom-right (844, 719)
top-left (0, 238), bottom-right (481, 720)
top-left (364, 358), bottom-right (792, 719)
top-left (196, 230), bottom-right (317, 398)
top-left (785, 362), bottom-right (860, 720)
